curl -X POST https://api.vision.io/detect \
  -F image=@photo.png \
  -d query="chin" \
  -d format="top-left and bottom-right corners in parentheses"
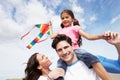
top-left (63, 58), bottom-right (71, 63)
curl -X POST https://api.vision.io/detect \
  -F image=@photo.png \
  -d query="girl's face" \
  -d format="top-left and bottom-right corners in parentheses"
top-left (37, 54), bottom-right (52, 69)
top-left (61, 12), bottom-right (73, 27)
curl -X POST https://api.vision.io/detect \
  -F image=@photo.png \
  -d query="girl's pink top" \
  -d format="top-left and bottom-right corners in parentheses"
top-left (58, 25), bottom-right (81, 49)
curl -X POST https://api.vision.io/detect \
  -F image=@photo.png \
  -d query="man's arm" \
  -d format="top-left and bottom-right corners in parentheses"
top-left (104, 31), bottom-right (120, 59)
top-left (115, 44), bottom-right (120, 59)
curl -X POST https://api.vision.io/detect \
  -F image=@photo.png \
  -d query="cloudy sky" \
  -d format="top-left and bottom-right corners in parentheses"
top-left (0, 0), bottom-right (120, 79)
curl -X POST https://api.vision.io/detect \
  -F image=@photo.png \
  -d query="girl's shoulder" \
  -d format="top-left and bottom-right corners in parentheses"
top-left (72, 25), bottom-right (81, 30)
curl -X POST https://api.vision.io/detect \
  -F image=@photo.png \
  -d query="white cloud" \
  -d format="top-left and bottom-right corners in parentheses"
top-left (110, 14), bottom-right (120, 24)
top-left (51, 15), bottom-right (61, 33)
top-left (79, 18), bottom-right (85, 23)
top-left (40, 0), bottom-right (62, 9)
top-left (25, 2), bottom-right (50, 24)
top-left (72, 4), bottom-right (84, 14)
top-left (86, 0), bottom-right (95, 3)
top-left (0, 4), bottom-right (23, 42)
top-left (69, 1), bottom-right (85, 29)
top-left (89, 15), bottom-right (97, 22)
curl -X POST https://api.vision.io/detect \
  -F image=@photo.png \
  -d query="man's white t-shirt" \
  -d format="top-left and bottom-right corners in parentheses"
top-left (64, 60), bottom-right (101, 80)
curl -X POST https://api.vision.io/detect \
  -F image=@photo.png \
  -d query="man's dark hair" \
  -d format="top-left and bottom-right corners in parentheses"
top-left (52, 34), bottom-right (72, 49)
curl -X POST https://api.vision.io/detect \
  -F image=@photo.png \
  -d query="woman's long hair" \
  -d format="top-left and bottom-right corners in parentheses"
top-left (60, 9), bottom-right (82, 46)
top-left (23, 53), bottom-right (42, 80)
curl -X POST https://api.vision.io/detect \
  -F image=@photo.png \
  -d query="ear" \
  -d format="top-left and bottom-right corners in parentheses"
top-left (37, 65), bottom-right (42, 70)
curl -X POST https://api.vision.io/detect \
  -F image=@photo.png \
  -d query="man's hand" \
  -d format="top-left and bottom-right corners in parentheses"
top-left (104, 31), bottom-right (120, 45)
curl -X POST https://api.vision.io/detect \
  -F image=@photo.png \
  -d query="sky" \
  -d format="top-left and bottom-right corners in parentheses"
top-left (0, 0), bottom-right (120, 80)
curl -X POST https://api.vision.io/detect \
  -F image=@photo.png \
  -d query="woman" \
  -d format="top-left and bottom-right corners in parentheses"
top-left (23, 53), bottom-right (64, 80)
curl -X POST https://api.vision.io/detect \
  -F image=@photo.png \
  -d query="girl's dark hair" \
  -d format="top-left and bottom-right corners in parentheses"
top-left (77, 36), bottom-right (82, 47)
top-left (23, 53), bottom-right (42, 80)
top-left (60, 9), bottom-right (82, 46)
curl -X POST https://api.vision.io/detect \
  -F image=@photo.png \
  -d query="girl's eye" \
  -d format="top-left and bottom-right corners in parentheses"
top-left (61, 17), bottom-right (64, 20)
top-left (66, 17), bottom-right (68, 19)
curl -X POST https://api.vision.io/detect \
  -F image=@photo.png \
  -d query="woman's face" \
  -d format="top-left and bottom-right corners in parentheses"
top-left (61, 12), bottom-right (73, 27)
top-left (37, 53), bottom-right (52, 69)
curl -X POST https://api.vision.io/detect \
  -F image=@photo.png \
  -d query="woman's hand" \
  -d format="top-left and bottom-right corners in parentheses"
top-left (48, 68), bottom-right (65, 80)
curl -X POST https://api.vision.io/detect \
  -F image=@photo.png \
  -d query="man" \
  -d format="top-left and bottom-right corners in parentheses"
top-left (51, 34), bottom-right (111, 80)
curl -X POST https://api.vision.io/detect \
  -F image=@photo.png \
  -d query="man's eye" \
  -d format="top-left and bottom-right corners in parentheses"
top-left (64, 46), bottom-right (69, 49)
top-left (57, 49), bottom-right (62, 52)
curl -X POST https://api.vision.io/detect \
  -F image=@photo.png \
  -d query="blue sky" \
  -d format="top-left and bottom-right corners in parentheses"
top-left (0, 0), bottom-right (120, 80)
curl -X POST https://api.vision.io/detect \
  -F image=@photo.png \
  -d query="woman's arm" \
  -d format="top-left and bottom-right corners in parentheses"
top-left (48, 68), bottom-right (65, 80)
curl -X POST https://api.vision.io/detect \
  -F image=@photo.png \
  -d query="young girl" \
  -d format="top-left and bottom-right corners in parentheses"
top-left (49, 9), bottom-right (120, 73)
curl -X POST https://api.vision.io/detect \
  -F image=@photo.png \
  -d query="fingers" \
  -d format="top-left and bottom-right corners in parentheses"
top-left (104, 31), bottom-right (118, 40)
top-left (48, 68), bottom-right (65, 80)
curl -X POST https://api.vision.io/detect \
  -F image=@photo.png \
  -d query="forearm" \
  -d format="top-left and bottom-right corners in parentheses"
top-left (79, 29), bottom-right (104, 40)
top-left (49, 25), bottom-right (57, 39)
top-left (48, 68), bottom-right (65, 80)
top-left (50, 33), bottom-right (58, 39)
top-left (85, 34), bottom-right (103, 40)
top-left (92, 62), bottom-right (111, 80)
top-left (115, 44), bottom-right (120, 59)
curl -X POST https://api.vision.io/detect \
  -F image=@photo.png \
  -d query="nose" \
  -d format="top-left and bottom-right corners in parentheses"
top-left (62, 49), bottom-right (67, 55)
top-left (64, 18), bottom-right (67, 21)
top-left (44, 56), bottom-right (48, 60)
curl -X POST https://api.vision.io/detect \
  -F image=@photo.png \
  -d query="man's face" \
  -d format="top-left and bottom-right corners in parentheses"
top-left (56, 40), bottom-right (76, 64)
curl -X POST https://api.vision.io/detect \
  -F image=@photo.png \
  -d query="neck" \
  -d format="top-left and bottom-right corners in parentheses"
top-left (67, 53), bottom-right (78, 65)
top-left (65, 24), bottom-right (72, 27)
top-left (41, 68), bottom-right (51, 77)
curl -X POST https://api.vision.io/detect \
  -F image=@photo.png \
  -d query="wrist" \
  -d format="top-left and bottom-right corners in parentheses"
top-left (48, 75), bottom-right (53, 80)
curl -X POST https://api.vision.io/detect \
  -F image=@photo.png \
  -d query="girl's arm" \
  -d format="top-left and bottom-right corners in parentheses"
top-left (78, 29), bottom-right (104, 40)
top-left (92, 62), bottom-right (111, 80)
top-left (49, 22), bottom-right (58, 39)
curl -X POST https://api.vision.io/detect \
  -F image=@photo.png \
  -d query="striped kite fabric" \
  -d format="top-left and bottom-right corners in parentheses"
top-left (21, 24), bottom-right (50, 49)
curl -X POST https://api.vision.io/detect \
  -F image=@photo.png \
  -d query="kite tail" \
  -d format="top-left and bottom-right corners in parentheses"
top-left (20, 25), bottom-right (36, 40)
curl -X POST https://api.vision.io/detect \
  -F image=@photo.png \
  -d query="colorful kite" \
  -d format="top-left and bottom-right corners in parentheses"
top-left (21, 24), bottom-right (50, 49)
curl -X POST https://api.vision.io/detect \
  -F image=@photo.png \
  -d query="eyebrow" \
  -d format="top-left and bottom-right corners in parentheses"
top-left (42, 55), bottom-right (45, 59)
top-left (57, 45), bottom-right (69, 52)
